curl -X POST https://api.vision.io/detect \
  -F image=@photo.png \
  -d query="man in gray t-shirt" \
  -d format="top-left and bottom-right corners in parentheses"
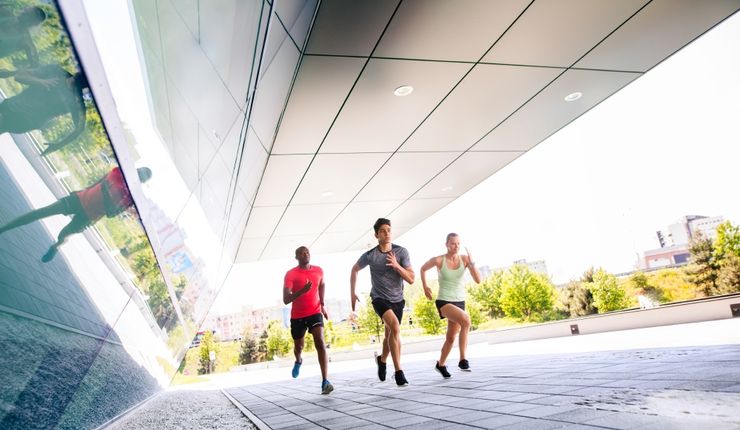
top-left (351, 218), bottom-right (415, 386)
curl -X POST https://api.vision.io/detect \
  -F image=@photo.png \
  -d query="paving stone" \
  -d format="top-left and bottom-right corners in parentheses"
top-left (486, 402), bottom-right (541, 414)
top-left (495, 418), bottom-right (567, 429)
top-left (225, 344), bottom-right (740, 429)
top-left (543, 407), bottom-right (618, 423)
top-left (469, 413), bottom-right (530, 428)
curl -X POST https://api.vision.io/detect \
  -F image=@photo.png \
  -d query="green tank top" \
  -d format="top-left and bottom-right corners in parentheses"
top-left (437, 256), bottom-right (466, 302)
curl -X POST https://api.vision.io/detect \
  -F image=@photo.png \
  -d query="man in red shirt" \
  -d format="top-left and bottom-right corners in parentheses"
top-left (283, 246), bottom-right (333, 394)
top-left (0, 166), bottom-right (151, 262)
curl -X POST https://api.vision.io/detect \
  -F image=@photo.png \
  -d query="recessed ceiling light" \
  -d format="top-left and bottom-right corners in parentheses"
top-left (320, 191), bottom-right (334, 197)
top-left (564, 92), bottom-right (582, 102)
top-left (441, 186), bottom-right (453, 192)
top-left (393, 85), bottom-right (414, 97)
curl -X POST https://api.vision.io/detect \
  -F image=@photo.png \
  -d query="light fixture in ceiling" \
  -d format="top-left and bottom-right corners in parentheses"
top-left (320, 191), bottom-right (334, 197)
top-left (564, 92), bottom-right (582, 102)
top-left (441, 186), bottom-right (453, 192)
top-left (393, 85), bottom-right (414, 97)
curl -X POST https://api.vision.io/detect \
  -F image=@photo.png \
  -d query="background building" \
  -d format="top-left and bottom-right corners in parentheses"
top-left (643, 215), bottom-right (724, 269)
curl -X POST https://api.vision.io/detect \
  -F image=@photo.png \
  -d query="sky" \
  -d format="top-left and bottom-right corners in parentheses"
top-left (82, 2), bottom-right (740, 314)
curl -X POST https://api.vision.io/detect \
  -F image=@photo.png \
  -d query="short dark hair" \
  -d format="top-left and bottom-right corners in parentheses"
top-left (446, 233), bottom-right (459, 243)
top-left (373, 218), bottom-right (391, 234)
top-left (294, 246), bottom-right (308, 256)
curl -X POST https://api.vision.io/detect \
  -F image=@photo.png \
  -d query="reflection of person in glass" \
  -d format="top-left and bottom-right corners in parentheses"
top-left (0, 6), bottom-right (46, 64)
top-left (0, 166), bottom-right (151, 262)
top-left (0, 64), bottom-right (88, 154)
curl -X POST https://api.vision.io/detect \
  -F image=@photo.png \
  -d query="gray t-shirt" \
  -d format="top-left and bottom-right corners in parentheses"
top-left (357, 244), bottom-right (411, 303)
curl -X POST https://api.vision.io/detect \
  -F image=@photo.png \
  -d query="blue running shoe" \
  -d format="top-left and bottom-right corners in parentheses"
top-left (291, 359), bottom-right (302, 378)
top-left (321, 379), bottom-right (334, 395)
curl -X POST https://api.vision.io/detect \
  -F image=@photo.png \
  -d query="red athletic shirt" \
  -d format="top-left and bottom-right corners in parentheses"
top-left (76, 167), bottom-right (133, 221)
top-left (284, 265), bottom-right (323, 319)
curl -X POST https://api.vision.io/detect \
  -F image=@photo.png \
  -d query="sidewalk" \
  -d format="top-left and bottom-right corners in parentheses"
top-left (223, 319), bottom-right (740, 429)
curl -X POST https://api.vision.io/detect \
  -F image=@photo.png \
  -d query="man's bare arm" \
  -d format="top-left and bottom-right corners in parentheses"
top-left (350, 263), bottom-right (361, 311)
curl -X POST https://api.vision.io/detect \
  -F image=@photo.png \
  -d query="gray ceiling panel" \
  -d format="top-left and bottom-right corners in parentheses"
top-left (374, 0), bottom-right (530, 61)
top-left (483, 0), bottom-right (649, 67)
top-left (472, 69), bottom-right (642, 152)
top-left (273, 203), bottom-right (347, 236)
top-left (325, 201), bottom-right (404, 234)
top-left (253, 154), bottom-right (312, 207)
top-left (576, 0), bottom-right (740, 72)
top-left (243, 206), bottom-right (285, 239)
top-left (274, 0), bottom-right (319, 50)
top-left (355, 152), bottom-right (460, 202)
top-left (305, 0), bottom-right (399, 56)
top-left (414, 151), bottom-right (523, 200)
top-left (400, 64), bottom-right (563, 152)
top-left (319, 58), bottom-right (470, 153)
top-left (250, 23), bottom-right (301, 150)
top-left (388, 197), bottom-right (456, 231)
top-left (272, 55), bottom-right (365, 155)
top-left (291, 153), bottom-right (389, 205)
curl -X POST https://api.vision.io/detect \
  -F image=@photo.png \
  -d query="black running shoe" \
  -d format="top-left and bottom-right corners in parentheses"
top-left (394, 370), bottom-right (408, 386)
top-left (375, 354), bottom-right (386, 381)
top-left (435, 361), bottom-right (451, 379)
top-left (458, 359), bottom-right (471, 371)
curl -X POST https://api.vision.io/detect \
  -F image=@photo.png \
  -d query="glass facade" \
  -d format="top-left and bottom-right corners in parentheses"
top-left (0, 0), bottom-right (232, 427)
top-left (0, 0), bottom-right (310, 426)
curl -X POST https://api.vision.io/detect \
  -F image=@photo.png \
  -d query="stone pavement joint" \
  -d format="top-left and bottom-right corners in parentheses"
top-left (225, 344), bottom-right (740, 429)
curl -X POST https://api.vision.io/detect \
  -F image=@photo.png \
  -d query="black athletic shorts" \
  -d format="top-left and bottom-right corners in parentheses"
top-left (372, 297), bottom-right (405, 323)
top-left (435, 300), bottom-right (465, 319)
top-left (290, 313), bottom-right (324, 339)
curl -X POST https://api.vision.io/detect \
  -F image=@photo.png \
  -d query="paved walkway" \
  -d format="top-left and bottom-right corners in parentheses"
top-left (225, 342), bottom-right (740, 429)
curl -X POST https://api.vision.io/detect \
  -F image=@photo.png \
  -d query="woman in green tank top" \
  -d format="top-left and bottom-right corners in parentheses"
top-left (420, 233), bottom-right (482, 378)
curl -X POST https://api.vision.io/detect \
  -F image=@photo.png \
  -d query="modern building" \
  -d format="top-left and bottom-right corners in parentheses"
top-left (644, 215), bottom-right (724, 269)
top-left (1, 1), bottom-right (737, 428)
top-left (656, 215), bottom-right (724, 247)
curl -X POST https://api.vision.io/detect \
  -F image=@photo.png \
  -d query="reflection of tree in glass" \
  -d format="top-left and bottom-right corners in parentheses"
top-left (0, 64), bottom-right (88, 153)
top-left (133, 249), bottom-right (187, 331)
top-left (0, 166), bottom-right (151, 262)
top-left (0, 5), bottom-right (46, 64)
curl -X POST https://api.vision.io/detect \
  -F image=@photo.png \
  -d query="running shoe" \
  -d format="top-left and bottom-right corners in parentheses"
top-left (291, 359), bottom-right (302, 378)
top-left (375, 353), bottom-right (386, 381)
top-left (458, 359), bottom-right (471, 371)
top-left (435, 361), bottom-right (452, 379)
top-left (394, 370), bottom-right (408, 386)
top-left (321, 379), bottom-right (334, 395)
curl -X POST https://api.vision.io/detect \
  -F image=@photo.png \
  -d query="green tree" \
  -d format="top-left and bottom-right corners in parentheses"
top-left (467, 270), bottom-right (505, 318)
top-left (413, 297), bottom-right (444, 335)
top-left (239, 328), bottom-right (259, 364)
top-left (689, 233), bottom-right (720, 296)
top-left (499, 264), bottom-right (555, 321)
top-left (324, 320), bottom-right (337, 348)
top-left (561, 279), bottom-right (596, 317)
top-left (148, 278), bottom-right (176, 330)
top-left (718, 254), bottom-right (740, 294)
top-left (630, 271), bottom-right (665, 303)
top-left (258, 328), bottom-right (268, 360)
top-left (467, 301), bottom-right (483, 330)
top-left (586, 269), bottom-right (629, 313)
top-left (647, 268), bottom-right (696, 302)
top-left (357, 295), bottom-right (383, 340)
top-left (198, 331), bottom-right (219, 374)
top-left (714, 221), bottom-right (740, 261)
top-left (265, 320), bottom-right (291, 360)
